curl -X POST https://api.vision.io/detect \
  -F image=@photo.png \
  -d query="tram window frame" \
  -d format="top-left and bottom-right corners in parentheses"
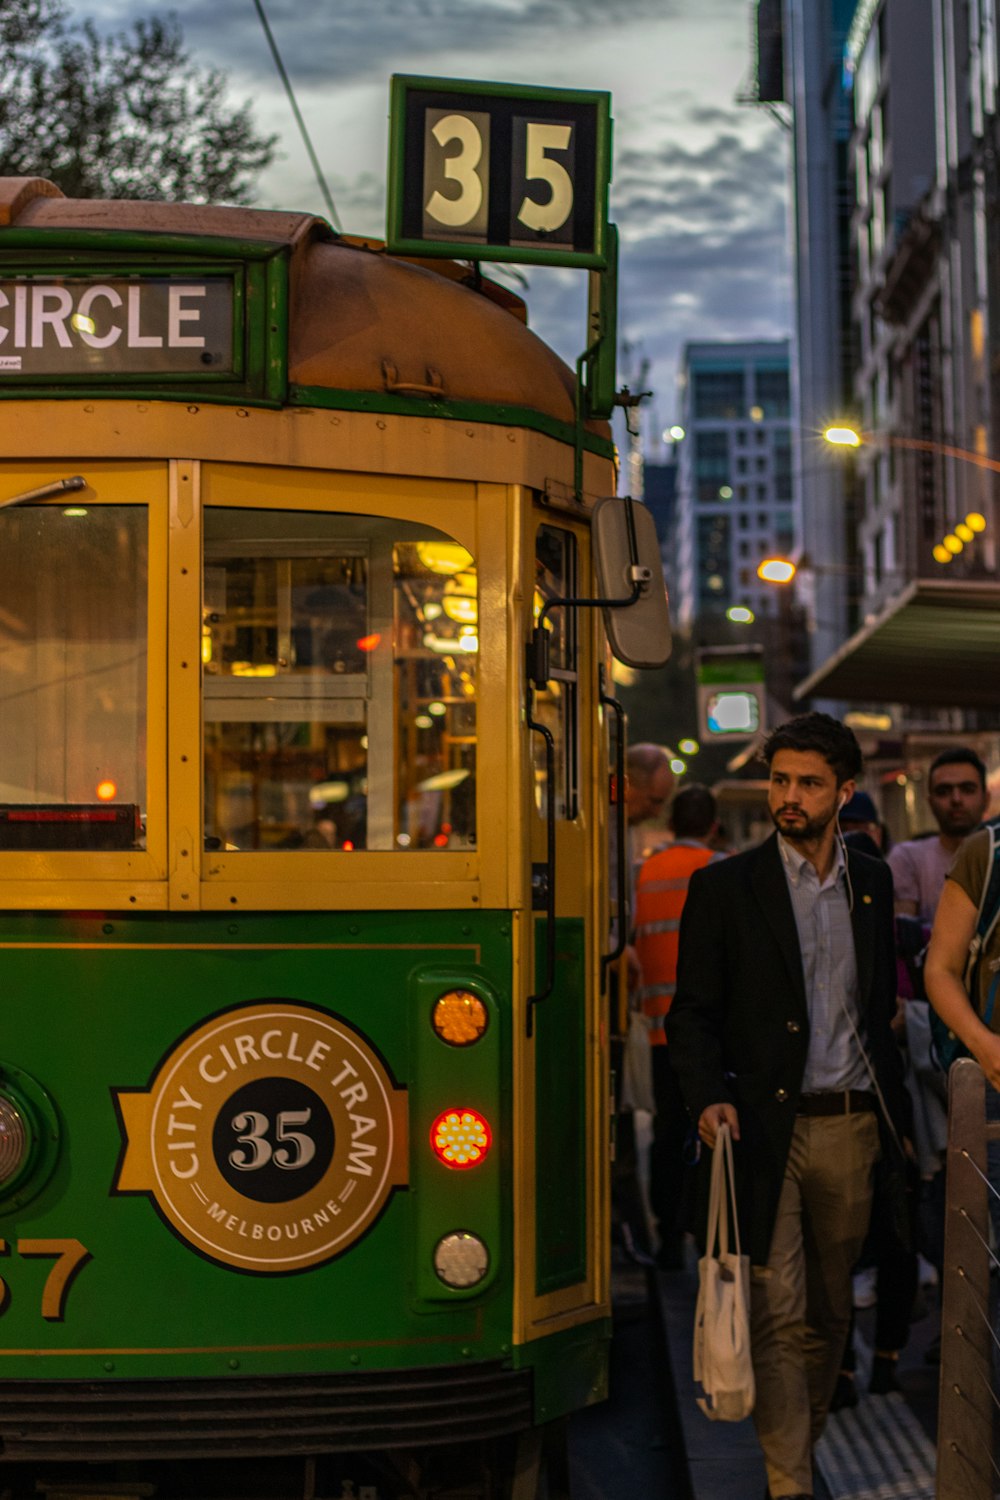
top-left (0, 465), bottom-right (168, 894)
top-left (533, 523), bottom-right (580, 823)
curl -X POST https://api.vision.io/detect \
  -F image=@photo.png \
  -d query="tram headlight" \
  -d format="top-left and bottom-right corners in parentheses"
top-left (433, 1231), bottom-right (490, 1289)
top-left (0, 1096), bottom-right (29, 1186)
top-left (430, 1108), bottom-right (491, 1169)
top-left (0, 1065), bottom-right (60, 1208)
top-left (431, 990), bottom-right (489, 1047)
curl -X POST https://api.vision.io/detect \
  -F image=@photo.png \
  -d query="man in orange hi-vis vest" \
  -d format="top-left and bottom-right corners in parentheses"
top-left (634, 783), bottom-right (724, 1269)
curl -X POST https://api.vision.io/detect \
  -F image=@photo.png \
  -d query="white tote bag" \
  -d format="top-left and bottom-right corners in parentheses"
top-left (692, 1123), bottom-right (755, 1422)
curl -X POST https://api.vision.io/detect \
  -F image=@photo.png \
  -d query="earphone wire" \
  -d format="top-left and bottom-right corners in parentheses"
top-left (835, 822), bottom-right (907, 1160)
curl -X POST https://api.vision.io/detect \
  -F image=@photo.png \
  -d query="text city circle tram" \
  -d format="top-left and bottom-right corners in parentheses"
top-left (0, 76), bottom-right (669, 1500)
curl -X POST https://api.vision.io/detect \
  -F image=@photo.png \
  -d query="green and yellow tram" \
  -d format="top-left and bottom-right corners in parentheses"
top-left (0, 171), bottom-right (666, 1498)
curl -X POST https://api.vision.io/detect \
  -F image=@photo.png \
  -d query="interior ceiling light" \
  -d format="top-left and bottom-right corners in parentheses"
top-left (415, 541), bottom-right (474, 576)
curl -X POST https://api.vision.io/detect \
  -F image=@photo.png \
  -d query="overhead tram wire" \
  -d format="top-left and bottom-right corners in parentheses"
top-left (250, 0), bottom-right (342, 231)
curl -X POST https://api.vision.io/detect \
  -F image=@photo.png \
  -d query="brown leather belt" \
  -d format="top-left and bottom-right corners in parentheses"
top-left (797, 1090), bottom-right (877, 1116)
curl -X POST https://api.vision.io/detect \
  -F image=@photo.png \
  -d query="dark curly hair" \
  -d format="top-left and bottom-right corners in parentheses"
top-left (761, 712), bottom-right (863, 786)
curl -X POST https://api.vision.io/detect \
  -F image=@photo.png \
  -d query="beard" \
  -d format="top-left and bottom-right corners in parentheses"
top-left (937, 809), bottom-right (981, 838)
top-left (770, 804), bottom-right (835, 843)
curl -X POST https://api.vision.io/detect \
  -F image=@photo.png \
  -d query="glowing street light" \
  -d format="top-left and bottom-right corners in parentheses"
top-left (726, 605), bottom-right (756, 623)
top-left (757, 557), bottom-right (797, 585)
top-left (824, 425), bottom-right (862, 448)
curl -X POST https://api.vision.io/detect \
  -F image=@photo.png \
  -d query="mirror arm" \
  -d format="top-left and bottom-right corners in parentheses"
top-left (529, 498), bottom-right (649, 689)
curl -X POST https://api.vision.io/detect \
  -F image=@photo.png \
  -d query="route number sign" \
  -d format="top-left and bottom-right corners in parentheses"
top-left (387, 77), bottom-right (611, 268)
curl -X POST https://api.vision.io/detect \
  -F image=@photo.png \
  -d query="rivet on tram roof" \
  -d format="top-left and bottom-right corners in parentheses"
top-left (236, 408), bottom-right (249, 418)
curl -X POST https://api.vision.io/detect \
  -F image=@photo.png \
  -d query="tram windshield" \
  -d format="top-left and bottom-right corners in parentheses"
top-left (0, 504), bottom-right (147, 850)
top-left (203, 509), bottom-right (477, 853)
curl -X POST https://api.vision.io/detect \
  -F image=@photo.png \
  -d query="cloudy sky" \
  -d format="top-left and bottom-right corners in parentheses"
top-left (94, 0), bottom-right (793, 449)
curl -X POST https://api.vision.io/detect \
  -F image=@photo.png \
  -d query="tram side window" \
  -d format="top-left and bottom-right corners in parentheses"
top-left (532, 524), bottom-right (579, 821)
top-left (0, 505), bottom-right (147, 851)
top-left (202, 510), bottom-right (477, 853)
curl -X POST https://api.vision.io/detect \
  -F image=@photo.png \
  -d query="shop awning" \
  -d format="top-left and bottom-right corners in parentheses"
top-left (793, 578), bottom-right (1000, 707)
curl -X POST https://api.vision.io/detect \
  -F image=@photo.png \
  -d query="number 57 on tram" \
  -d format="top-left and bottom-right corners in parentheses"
top-left (0, 91), bottom-right (669, 1500)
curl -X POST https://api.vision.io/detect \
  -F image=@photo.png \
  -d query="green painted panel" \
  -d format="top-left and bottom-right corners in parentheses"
top-left (513, 1315), bottom-right (611, 1423)
top-left (0, 909), bottom-right (515, 1380)
top-left (533, 917), bottom-right (587, 1294)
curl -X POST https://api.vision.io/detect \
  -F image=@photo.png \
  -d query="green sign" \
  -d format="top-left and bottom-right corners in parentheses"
top-left (387, 76), bottom-right (612, 268)
top-left (696, 649), bottom-right (766, 740)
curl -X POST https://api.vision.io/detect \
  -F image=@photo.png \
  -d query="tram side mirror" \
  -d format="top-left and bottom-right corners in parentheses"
top-left (592, 497), bottom-right (672, 668)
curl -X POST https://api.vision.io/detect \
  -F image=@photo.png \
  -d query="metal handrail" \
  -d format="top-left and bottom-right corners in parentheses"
top-left (937, 1057), bottom-right (1000, 1498)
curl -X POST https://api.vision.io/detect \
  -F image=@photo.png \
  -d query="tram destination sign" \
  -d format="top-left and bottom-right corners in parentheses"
top-left (0, 274), bottom-right (236, 378)
top-left (387, 76), bottom-right (612, 268)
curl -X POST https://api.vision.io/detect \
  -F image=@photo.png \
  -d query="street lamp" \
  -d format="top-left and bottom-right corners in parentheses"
top-left (820, 424), bottom-right (992, 566)
top-left (758, 557), bottom-right (797, 585)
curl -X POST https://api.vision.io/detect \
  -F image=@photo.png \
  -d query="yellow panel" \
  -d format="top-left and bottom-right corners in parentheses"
top-left (200, 880), bottom-right (482, 912)
top-left (6, 400), bottom-right (614, 503)
top-left (168, 461), bottom-right (204, 911)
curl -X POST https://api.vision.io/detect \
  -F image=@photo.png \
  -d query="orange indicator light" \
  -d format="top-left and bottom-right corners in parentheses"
top-left (431, 1108), bottom-right (491, 1169)
top-left (432, 991), bottom-right (489, 1046)
top-left (356, 633), bottom-right (381, 652)
top-left (95, 779), bottom-right (117, 802)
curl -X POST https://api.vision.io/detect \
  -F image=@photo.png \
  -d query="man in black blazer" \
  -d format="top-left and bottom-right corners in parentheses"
top-left (667, 712), bottom-right (908, 1500)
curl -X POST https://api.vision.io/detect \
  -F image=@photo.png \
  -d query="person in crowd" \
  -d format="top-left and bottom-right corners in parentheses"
top-left (888, 747), bottom-right (990, 1313)
top-left (888, 748), bottom-right (990, 921)
top-left (610, 743), bottom-right (675, 1263)
top-left (924, 824), bottom-right (1000, 1247)
top-left (839, 789), bottom-right (884, 861)
top-left (625, 743), bottom-right (676, 853)
top-left (634, 783), bottom-right (725, 1270)
top-left (667, 712), bottom-right (909, 1500)
top-left (832, 791), bottom-right (917, 1404)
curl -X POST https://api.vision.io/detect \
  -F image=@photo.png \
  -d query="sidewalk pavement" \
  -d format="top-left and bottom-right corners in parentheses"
top-left (651, 1244), bottom-right (941, 1500)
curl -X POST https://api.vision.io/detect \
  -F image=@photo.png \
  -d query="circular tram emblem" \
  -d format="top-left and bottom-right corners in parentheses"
top-left (113, 1002), bottom-right (408, 1272)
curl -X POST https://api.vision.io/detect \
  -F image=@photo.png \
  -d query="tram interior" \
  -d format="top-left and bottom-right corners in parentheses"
top-left (0, 503), bottom-right (480, 855)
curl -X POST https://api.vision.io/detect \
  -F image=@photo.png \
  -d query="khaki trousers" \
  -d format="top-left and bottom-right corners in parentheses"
top-left (750, 1112), bottom-right (878, 1498)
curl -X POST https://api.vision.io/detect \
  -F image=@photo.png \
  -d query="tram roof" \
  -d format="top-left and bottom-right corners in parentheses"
top-left (0, 178), bottom-right (603, 434)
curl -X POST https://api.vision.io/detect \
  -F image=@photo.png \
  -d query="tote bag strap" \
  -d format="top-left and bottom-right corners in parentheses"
top-left (720, 1124), bottom-right (742, 1262)
top-left (706, 1121), bottom-right (736, 1259)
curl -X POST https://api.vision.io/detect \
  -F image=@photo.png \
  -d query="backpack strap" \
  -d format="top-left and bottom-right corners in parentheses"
top-left (965, 822), bottom-right (1000, 1009)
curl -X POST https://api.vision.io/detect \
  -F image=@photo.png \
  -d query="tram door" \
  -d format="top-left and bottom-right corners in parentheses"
top-left (519, 504), bottom-right (608, 1362)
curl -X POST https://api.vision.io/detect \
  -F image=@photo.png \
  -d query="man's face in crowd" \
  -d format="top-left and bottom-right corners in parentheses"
top-left (627, 763), bottom-right (674, 825)
top-left (927, 761), bottom-right (989, 838)
top-left (768, 749), bottom-right (851, 845)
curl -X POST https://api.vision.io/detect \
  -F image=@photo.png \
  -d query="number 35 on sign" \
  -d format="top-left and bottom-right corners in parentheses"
top-left (387, 76), bottom-right (611, 269)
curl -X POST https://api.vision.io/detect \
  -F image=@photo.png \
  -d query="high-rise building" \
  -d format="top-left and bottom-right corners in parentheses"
top-left (674, 340), bottom-right (794, 630)
top-left (753, 0), bottom-right (1000, 726)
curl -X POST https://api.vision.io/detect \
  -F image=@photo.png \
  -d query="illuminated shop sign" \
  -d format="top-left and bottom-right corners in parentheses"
top-left (0, 275), bottom-right (235, 377)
